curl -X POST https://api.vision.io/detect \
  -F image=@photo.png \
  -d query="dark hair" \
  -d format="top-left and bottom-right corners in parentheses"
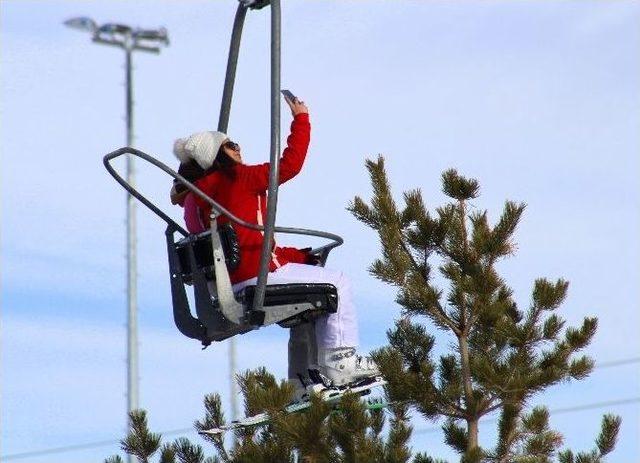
top-left (211, 146), bottom-right (238, 180)
top-left (174, 159), bottom-right (204, 194)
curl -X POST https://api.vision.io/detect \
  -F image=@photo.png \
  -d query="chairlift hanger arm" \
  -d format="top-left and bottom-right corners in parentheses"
top-left (218, 3), bottom-right (248, 133)
top-left (218, 1), bottom-right (270, 133)
top-left (216, 0), bottom-right (283, 312)
top-left (251, 0), bottom-right (281, 312)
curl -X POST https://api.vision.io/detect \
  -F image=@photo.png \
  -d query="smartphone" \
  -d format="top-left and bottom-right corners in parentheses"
top-left (281, 89), bottom-right (297, 103)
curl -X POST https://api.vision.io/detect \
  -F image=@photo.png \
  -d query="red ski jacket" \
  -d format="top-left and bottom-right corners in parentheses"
top-left (194, 113), bottom-right (311, 284)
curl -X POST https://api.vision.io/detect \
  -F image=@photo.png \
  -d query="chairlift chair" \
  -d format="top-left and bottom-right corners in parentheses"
top-left (103, 0), bottom-right (344, 347)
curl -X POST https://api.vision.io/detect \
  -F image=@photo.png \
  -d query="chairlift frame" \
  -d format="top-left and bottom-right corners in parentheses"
top-left (104, 0), bottom-right (344, 346)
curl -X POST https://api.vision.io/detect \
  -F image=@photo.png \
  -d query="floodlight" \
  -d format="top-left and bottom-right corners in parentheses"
top-left (63, 16), bottom-right (97, 33)
top-left (98, 23), bottom-right (133, 36)
top-left (133, 27), bottom-right (169, 45)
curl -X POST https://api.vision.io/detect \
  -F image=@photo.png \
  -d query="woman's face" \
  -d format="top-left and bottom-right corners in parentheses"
top-left (222, 141), bottom-right (242, 164)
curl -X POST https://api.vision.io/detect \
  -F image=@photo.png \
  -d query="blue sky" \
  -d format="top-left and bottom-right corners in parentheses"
top-left (2, 1), bottom-right (639, 462)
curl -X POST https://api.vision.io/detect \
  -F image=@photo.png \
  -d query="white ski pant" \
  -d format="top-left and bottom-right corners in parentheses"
top-left (233, 263), bottom-right (360, 379)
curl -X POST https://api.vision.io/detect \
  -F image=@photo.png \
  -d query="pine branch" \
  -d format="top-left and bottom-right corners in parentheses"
top-left (595, 414), bottom-right (621, 456)
top-left (329, 393), bottom-right (369, 461)
top-left (270, 393), bottom-right (334, 460)
top-left (565, 317), bottom-right (597, 351)
top-left (348, 195), bottom-right (380, 229)
top-left (519, 407), bottom-right (563, 459)
top-left (532, 279), bottom-right (569, 312)
top-left (369, 407), bottom-right (385, 438)
top-left (396, 281), bottom-right (460, 334)
top-left (160, 443), bottom-right (177, 463)
top-left (568, 355), bottom-right (595, 380)
top-left (173, 437), bottom-right (205, 463)
top-left (441, 169), bottom-right (480, 201)
top-left (443, 419), bottom-right (468, 454)
top-left (121, 410), bottom-right (162, 463)
top-left (194, 394), bottom-right (229, 461)
top-left (383, 403), bottom-right (413, 463)
top-left (238, 367), bottom-right (293, 416)
top-left (484, 201), bottom-right (526, 263)
top-left (412, 455), bottom-right (450, 463)
top-left (558, 450), bottom-right (575, 463)
top-left (494, 402), bottom-right (521, 462)
top-left (482, 397), bottom-right (504, 415)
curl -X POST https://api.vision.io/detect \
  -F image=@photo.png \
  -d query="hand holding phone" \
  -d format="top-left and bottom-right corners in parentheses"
top-left (281, 89), bottom-right (308, 116)
top-left (281, 89), bottom-right (297, 103)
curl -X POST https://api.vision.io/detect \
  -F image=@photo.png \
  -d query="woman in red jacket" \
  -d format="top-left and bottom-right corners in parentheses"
top-left (171, 96), bottom-right (378, 395)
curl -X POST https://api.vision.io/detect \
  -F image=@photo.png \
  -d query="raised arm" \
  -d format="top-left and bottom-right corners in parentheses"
top-left (241, 99), bottom-right (310, 192)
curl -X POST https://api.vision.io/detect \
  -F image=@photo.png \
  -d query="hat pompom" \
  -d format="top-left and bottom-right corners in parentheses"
top-left (173, 138), bottom-right (189, 163)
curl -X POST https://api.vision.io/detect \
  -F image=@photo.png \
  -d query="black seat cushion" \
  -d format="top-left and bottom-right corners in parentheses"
top-left (242, 283), bottom-right (338, 312)
top-left (242, 283), bottom-right (338, 327)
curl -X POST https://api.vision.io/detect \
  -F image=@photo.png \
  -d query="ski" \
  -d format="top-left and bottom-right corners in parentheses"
top-left (200, 376), bottom-right (387, 435)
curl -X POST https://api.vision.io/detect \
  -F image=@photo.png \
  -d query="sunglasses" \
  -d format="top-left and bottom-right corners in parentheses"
top-left (223, 141), bottom-right (240, 151)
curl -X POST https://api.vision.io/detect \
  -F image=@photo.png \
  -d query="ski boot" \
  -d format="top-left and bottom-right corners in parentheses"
top-left (315, 347), bottom-right (381, 387)
top-left (288, 376), bottom-right (328, 404)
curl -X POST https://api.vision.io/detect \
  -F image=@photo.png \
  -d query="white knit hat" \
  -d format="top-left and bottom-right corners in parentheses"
top-left (173, 131), bottom-right (228, 169)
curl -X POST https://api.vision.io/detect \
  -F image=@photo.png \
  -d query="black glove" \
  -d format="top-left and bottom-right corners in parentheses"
top-left (300, 247), bottom-right (321, 266)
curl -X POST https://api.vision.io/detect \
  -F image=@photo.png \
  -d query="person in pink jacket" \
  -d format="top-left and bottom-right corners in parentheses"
top-left (171, 96), bottom-right (378, 397)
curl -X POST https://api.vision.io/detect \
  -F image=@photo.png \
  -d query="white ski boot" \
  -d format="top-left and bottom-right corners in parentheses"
top-left (288, 378), bottom-right (327, 404)
top-left (317, 347), bottom-right (381, 387)
top-left (289, 380), bottom-right (308, 403)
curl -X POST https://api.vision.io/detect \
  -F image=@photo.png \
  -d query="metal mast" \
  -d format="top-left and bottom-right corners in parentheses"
top-left (64, 18), bottom-right (169, 459)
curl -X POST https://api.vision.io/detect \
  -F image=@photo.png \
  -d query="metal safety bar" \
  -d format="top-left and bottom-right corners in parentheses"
top-left (103, 146), bottom-right (344, 253)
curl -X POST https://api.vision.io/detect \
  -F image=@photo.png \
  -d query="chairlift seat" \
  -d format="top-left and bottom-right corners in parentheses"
top-left (167, 224), bottom-right (339, 345)
top-left (103, 0), bottom-right (346, 348)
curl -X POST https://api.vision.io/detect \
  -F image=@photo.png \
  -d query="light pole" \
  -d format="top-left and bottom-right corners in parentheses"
top-left (64, 16), bottom-right (169, 446)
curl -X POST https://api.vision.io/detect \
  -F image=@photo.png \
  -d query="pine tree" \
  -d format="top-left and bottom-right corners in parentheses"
top-left (106, 368), bottom-right (416, 463)
top-left (347, 156), bottom-right (621, 462)
top-left (107, 156), bottom-right (621, 463)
